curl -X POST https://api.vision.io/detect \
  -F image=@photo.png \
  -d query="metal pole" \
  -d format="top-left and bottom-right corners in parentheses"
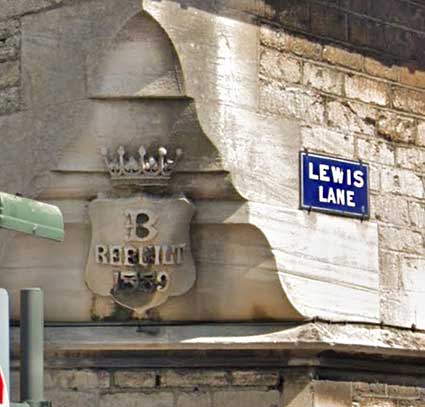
top-left (20, 289), bottom-right (44, 405)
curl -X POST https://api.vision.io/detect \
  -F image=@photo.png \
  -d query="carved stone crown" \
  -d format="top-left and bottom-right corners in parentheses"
top-left (101, 145), bottom-right (183, 187)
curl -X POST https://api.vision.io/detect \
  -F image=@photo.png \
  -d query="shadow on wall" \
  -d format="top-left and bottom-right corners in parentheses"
top-left (153, 0), bottom-right (425, 81)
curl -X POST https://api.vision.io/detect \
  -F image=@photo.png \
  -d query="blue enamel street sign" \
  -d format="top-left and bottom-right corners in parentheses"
top-left (300, 152), bottom-right (369, 219)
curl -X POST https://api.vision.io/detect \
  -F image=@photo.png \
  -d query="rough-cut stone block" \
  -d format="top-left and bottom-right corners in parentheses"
top-left (356, 138), bottom-right (394, 165)
top-left (381, 167), bottom-right (423, 199)
top-left (260, 25), bottom-right (290, 51)
top-left (289, 34), bottom-right (322, 60)
top-left (302, 126), bottom-right (354, 157)
top-left (176, 392), bottom-right (212, 407)
top-left (45, 389), bottom-right (98, 407)
top-left (416, 121), bottom-right (425, 147)
top-left (396, 147), bottom-right (425, 172)
top-left (376, 112), bottom-right (416, 144)
top-left (372, 194), bottom-right (409, 226)
top-left (368, 164), bottom-right (381, 191)
top-left (114, 371), bottom-right (156, 388)
top-left (0, 61), bottom-right (19, 90)
top-left (0, 0), bottom-right (53, 18)
top-left (352, 382), bottom-right (387, 397)
top-left (379, 226), bottom-right (423, 254)
top-left (46, 369), bottom-right (110, 390)
top-left (400, 66), bottom-right (425, 90)
top-left (161, 370), bottom-right (227, 388)
top-left (393, 87), bottom-right (425, 115)
top-left (303, 63), bottom-right (343, 95)
top-left (260, 26), bottom-right (322, 59)
top-left (314, 380), bottom-right (352, 407)
top-left (387, 384), bottom-right (420, 399)
top-left (364, 57), bottom-right (399, 82)
top-left (359, 398), bottom-right (397, 407)
top-left (260, 83), bottom-right (325, 124)
top-left (230, 370), bottom-right (279, 387)
top-left (409, 202), bottom-right (425, 229)
top-left (323, 45), bottom-right (363, 70)
top-left (379, 251), bottom-right (400, 290)
top-left (345, 75), bottom-right (389, 106)
top-left (327, 100), bottom-right (376, 136)
top-left (100, 392), bottom-right (173, 407)
top-left (260, 48), bottom-right (302, 83)
top-left (0, 86), bottom-right (19, 114)
top-left (213, 390), bottom-right (280, 407)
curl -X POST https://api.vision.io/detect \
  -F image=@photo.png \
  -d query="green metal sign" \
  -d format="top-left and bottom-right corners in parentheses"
top-left (0, 193), bottom-right (64, 242)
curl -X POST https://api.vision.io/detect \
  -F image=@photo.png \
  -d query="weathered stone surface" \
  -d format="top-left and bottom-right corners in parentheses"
top-left (176, 392), bottom-right (212, 407)
top-left (396, 147), bottom-right (425, 172)
top-left (0, 61), bottom-right (19, 90)
top-left (376, 112), bottom-right (416, 144)
top-left (393, 87), bottom-right (425, 115)
top-left (364, 57), bottom-right (399, 81)
top-left (379, 251), bottom-right (400, 290)
top-left (323, 45), bottom-right (363, 70)
top-left (230, 371), bottom-right (279, 387)
top-left (45, 389), bottom-right (98, 407)
top-left (302, 126), bottom-right (354, 157)
top-left (45, 369), bottom-right (110, 390)
top-left (352, 382), bottom-right (387, 397)
top-left (213, 390), bottom-right (280, 407)
top-left (379, 226), bottom-right (423, 254)
top-left (303, 62), bottom-right (343, 95)
top-left (356, 138), bottom-right (394, 165)
top-left (161, 370), bottom-right (227, 388)
top-left (0, 87), bottom-right (19, 115)
top-left (345, 75), bottom-right (389, 106)
top-left (372, 194), bottom-right (409, 226)
top-left (409, 202), bottom-right (425, 229)
top-left (327, 100), bottom-right (376, 136)
top-left (260, 48), bottom-right (302, 83)
top-left (100, 392), bottom-right (173, 407)
top-left (114, 371), bottom-right (156, 388)
top-left (260, 26), bottom-right (321, 60)
top-left (359, 397), bottom-right (397, 407)
top-left (381, 167), bottom-right (423, 198)
top-left (260, 83), bottom-right (325, 124)
top-left (282, 371), bottom-right (313, 407)
top-left (400, 66), bottom-right (425, 90)
top-left (314, 381), bottom-right (352, 407)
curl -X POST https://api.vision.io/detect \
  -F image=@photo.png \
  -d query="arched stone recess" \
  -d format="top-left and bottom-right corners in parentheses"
top-left (141, 0), bottom-right (381, 324)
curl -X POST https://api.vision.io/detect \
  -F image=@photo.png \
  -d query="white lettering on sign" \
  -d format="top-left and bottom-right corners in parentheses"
top-left (318, 186), bottom-right (357, 207)
top-left (308, 162), bottom-right (365, 187)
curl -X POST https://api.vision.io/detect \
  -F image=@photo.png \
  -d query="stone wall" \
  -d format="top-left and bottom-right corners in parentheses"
top-left (10, 368), bottom-right (282, 407)
top-left (258, 0), bottom-right (425, 328)
top-left (10, 366), bottom-right (425, 407)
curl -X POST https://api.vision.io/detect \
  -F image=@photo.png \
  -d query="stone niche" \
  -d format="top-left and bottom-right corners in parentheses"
top-left (0, 6), bottom-right (300, 322)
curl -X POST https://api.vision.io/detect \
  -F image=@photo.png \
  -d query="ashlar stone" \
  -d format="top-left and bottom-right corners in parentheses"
top-left (260, 48), bottom-right (302, 83)
top-left (345, 75), bottom-right (389, 106)
top-left (303, 62), bottom-right (344, 95)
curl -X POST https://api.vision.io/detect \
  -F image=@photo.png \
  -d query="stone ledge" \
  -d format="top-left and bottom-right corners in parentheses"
top-left (10, 322), bottom-right (425, 359)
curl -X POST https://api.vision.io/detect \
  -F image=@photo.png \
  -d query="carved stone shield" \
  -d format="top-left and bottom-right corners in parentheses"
top-left (85, 194), bottom-right (196, 315)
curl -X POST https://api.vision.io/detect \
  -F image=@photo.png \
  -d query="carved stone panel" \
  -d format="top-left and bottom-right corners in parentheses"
top-left (85, 194), bottom-right (195, 316)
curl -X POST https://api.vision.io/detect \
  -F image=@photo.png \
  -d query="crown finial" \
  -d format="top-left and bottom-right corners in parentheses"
top-left (101, 145), bottom-right (182, 187)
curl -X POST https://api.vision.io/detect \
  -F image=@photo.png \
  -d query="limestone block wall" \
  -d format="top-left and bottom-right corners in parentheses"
top-left (257, 0), bottom-right (425, 328)
top-left (9, 366), bottom-right (425, 407)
